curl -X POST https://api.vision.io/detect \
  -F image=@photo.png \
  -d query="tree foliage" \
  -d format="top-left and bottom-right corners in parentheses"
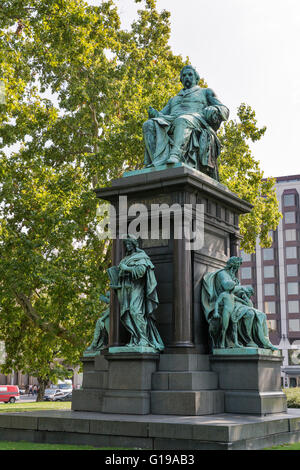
top-left (0, 0), bottom-right (281, 389)
top-left (219, 103), bottom-right (281, 253)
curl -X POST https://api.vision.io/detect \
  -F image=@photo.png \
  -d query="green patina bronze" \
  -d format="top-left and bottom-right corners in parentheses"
top-left (201, 256), bottom-right (278, 351)
top-left (143, 65), bottom-right (229, 180)
top-left (108, 236), bottom-right (164, 354)
top-left (83, 292), bottom-right (110, 356)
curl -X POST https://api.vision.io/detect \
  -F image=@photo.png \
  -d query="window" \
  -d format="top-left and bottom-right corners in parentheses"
top-left (287, 264), bottom-right (298, 277)
top-left (240, 251), bottom-right (251, 262)
top-left (289, 319), bottom-right (300, 332)
top-left (263, 248), bottom-right (274, 261)
top-left (264, 301), bottom-right (276, 314)
top-left (286, 246), bottom-right (297, 259)
top-left (284, 194), bottom-right (296, 207)
top-left (267, 320), bottom-right (277, 332)
top-left (285, 212), bottom-right (296, 224)
top-left (288, 301), bottom-right (299, 313)
top-left (264, 266), bottom-right (275, 278)
top-left (241, 267), bottom-right (252, 279)
top-left (285, 229), bottom-right (297, 241)
top-left (288, 282), bottom-right (299, 295)
top-left (264, 284), bottom-right (275, 296)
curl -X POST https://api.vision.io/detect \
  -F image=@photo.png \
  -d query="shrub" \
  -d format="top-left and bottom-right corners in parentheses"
top-left (283, 387), bottom-right (300, 408)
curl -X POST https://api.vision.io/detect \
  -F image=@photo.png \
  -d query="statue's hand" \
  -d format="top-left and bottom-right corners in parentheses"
top-left (148, 106), bottom-right (159, 118)
top-left (119, 261), bottom-right (132, 273)
top-left (203, 106), bottom-right (221, 128)
top-left (119, 261), bottom-right (128, 272)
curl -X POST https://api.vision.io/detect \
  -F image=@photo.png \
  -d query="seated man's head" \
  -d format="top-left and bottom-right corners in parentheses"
top-left (180, 65), bottom-right (200, 89)
top-left (226, 256), bottom-right (243, 273)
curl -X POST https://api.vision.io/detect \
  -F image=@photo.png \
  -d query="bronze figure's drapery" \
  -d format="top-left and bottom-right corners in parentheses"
top-left (201, 256), bottom-right (278, 350)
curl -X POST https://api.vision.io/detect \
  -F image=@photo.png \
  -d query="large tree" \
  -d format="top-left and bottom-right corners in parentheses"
top-left (219, 103), bottom-right (281, 253)
top-left (0, 0), bottom-right (280, 393)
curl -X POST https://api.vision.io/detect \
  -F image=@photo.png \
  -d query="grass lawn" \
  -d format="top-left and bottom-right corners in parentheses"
top-left (265, 442), bottom-right (300, 450)
top-left (0, 441), bottom-right (99, 450)
top-left (0, 401), bottom-right (71, 413)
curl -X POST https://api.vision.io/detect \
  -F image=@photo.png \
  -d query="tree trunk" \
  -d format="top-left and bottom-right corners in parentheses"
top-left (36, 377), bottom-right (49, 402)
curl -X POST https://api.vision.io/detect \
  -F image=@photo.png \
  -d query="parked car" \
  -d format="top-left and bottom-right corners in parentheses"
top-left (0, 385), bottom-right (20, 404)
top-left (52, 391), bottom-right (72, 402)
top-left (43, 388), bottom-right (61, 401)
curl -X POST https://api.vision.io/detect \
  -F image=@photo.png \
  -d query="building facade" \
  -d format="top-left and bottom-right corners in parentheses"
top-left (240, 174), bottom-right (300, 387)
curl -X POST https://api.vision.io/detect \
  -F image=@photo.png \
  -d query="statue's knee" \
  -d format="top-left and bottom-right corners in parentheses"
top-left (173, 116), bottom-right (186, 128)
top-left (143, 119), bottom-right (154, 133)
top-left (245, 311), bottom-right (255, 320)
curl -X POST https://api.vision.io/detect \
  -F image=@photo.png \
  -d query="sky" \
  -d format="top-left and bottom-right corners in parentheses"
top-left (97, 0), bottom-right (300, 179)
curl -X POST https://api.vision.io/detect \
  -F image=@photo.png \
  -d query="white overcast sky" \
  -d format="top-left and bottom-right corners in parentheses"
top-left (93, 0), bottom-right (300, 178)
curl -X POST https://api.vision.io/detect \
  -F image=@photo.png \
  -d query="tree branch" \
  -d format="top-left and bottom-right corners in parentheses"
top-left (14, 291), bottom-right (78, 346)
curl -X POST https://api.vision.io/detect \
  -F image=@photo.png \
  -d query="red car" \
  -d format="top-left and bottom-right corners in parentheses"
top-left (0, 386), bottom-right (20, 403)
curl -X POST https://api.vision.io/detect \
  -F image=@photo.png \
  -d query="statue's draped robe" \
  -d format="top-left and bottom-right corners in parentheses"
top-left (143, 86), bottom-right (229, 178)
top-left (201, 269), bottom-right (274, 349)
top-left (117, 249), bottom-right (164, 351)
top-left (86, 307), bottom-right (110, 352)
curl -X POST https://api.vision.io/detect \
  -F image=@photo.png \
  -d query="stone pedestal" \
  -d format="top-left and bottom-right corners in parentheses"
top-left (72, 353), bottom-right (159, 415)
top-left (210, 348), bottom-right (287, 415)
top-left (102, 353), bottom-right (159, 414)
top-left (72, 164), bottom-right (286, 421)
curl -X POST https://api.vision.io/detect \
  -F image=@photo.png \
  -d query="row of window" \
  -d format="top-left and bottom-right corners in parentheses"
top-left (264, 300), bottom-right (300, 314)
top-left (242, 264), bottom-right (300, 280)
top-left (262, 246), bottom-right (299, 261)
top-left (241, 236), bottom-right (298, 263)
top-left (267, 319), bottom-right (300, 333)
top-left (266, 319), bottom-right (300, 333)
top-left (263, 282), bottom-right (300, 296)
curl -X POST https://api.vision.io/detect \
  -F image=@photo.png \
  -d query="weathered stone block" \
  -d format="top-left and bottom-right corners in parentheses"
top-left (158, 354), bottom-right (210, 372)
top-left (82, 371), bottom-right (108, 389)
top-left (150, 390), bottom-right (224, 415)
top-left (94, 354), bottom-right (109, 371)
top-left (71, 389), bottom-right (104, 412)
top-left (106, 353), bottom-right (159, 391)
top-left (102, 390), bottom-right (151, 415)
